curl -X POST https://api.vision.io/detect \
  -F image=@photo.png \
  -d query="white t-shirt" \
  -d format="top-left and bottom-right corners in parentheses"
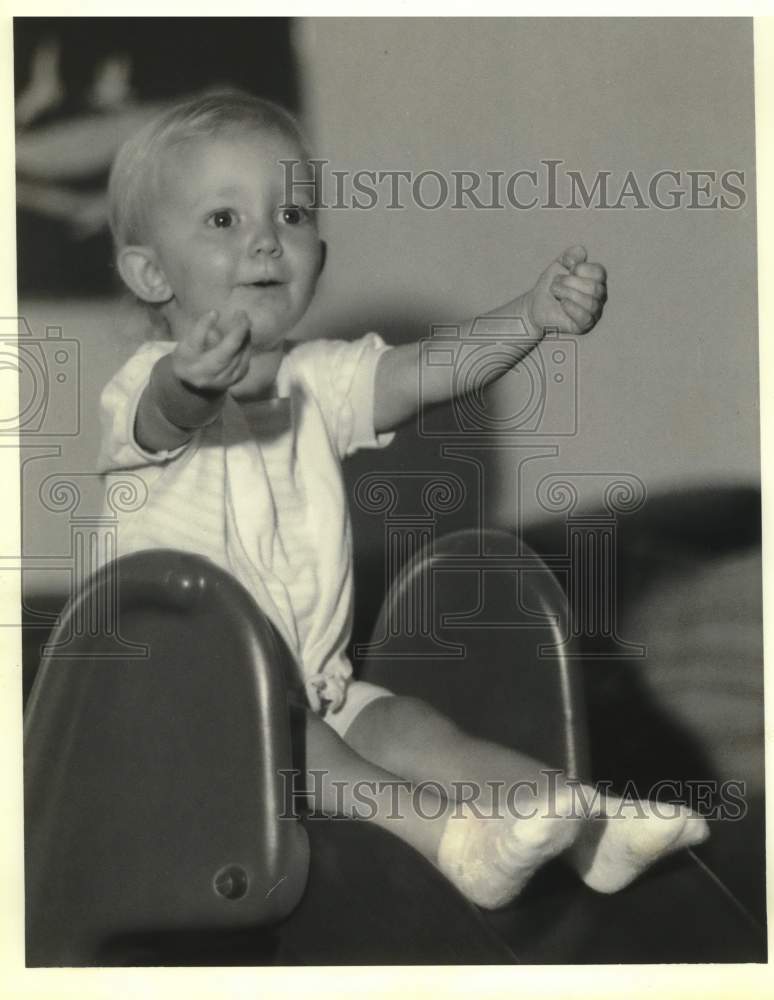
top-left (97, 333), bottom-right (394, 712)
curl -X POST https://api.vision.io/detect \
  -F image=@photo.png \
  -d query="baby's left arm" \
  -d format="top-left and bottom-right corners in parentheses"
top-left (373, 245), bottom-right (607, 434)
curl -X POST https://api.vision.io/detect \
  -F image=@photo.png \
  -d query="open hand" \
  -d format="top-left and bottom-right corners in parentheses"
top-left (527, 246), bottom-right (607, 336)
top-left (171, 309), bottom-right (253, 392)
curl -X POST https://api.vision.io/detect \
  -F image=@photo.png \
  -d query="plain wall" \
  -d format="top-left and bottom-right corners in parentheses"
top-left (14, 17), bottom-right (759, 594)
top-left (293, 16), bottom-right (759, 530)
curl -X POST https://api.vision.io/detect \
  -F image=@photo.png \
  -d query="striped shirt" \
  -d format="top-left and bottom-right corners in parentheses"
top-left (97, 333), bottom-right (394, 711)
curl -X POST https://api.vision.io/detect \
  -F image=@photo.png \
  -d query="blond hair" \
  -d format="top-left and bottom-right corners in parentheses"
top-left (107, 90), bottom-right (308, 251)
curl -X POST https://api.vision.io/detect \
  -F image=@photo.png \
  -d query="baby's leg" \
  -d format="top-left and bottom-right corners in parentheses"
top-left (344, 695), bottom-right (708, 901)
top-left (293, 706), bottom-right (449, 864)
top-left (343, 696), bottom-right (584, 907)
top-left (343, 693), bottom-right (578, 813)
top-left (294, 707), bottom-right (579, 910)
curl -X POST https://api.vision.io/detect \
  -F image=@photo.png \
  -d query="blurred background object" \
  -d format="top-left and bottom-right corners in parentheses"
top-left (14, 16), bottom-right (300, 296)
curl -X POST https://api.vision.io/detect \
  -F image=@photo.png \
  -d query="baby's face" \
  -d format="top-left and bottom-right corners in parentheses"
top-left (148, 127), bottom-right (323, 346)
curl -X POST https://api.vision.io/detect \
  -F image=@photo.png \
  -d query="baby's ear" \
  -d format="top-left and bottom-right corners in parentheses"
top-left (117, 245), bottom-right (172, 304)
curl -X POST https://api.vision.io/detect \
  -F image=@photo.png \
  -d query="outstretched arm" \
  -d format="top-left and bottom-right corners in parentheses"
top-left (373, 246), bottom-right (607, 434)
top-left (135, 309), bottom-right (253, 453)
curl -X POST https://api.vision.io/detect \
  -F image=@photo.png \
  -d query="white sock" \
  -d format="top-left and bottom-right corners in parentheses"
top-left (570, 798), bottom-right (709, 893)
top-left (437, 797), bottom-right (581, 909)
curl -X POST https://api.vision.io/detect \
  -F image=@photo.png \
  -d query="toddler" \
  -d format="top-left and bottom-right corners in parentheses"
top-left (98, 92), bottom-right (708, 910)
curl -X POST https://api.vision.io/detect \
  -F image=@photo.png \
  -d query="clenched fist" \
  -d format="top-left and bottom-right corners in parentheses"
top-left (527, 246), bottom-right (607, 336)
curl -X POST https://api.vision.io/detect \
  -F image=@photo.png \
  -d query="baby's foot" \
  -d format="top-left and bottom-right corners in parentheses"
top-left (437, 794), bottom-right (582, 909)
top-left (570, 797), bottom-right (709, 894)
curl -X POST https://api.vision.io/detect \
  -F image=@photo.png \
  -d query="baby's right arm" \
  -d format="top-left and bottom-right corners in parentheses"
top-left (135, 309), bottom-right (252, 452)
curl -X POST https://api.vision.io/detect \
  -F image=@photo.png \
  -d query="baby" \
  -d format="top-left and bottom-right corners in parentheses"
top-left (98, 91), bottom-right (708, 910)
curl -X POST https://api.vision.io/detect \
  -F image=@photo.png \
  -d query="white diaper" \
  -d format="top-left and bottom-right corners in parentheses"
top-left (322, 679), bottom-right (394, 739)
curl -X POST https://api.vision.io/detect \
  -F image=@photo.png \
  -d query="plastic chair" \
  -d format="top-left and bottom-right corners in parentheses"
top-left (23, 532), bottom-right (765, 965)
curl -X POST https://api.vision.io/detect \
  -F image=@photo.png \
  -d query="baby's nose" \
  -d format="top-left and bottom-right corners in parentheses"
top-left (248, 222), bottom-right (281, 257)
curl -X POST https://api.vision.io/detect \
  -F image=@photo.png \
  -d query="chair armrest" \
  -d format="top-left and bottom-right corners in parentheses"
top-left (24, 550), bottom-right (309, 966)
top-left (358, 527), bottom-right (590, 778)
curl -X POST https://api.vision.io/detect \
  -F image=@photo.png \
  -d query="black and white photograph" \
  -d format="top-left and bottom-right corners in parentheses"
top-left (2, 9), bottom-right (771, 992)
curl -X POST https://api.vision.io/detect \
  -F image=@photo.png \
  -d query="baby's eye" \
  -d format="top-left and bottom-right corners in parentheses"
top-left (207, 209), bottom-right (237, 229)
top-left (279, 205), bottom-right (310, 226)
